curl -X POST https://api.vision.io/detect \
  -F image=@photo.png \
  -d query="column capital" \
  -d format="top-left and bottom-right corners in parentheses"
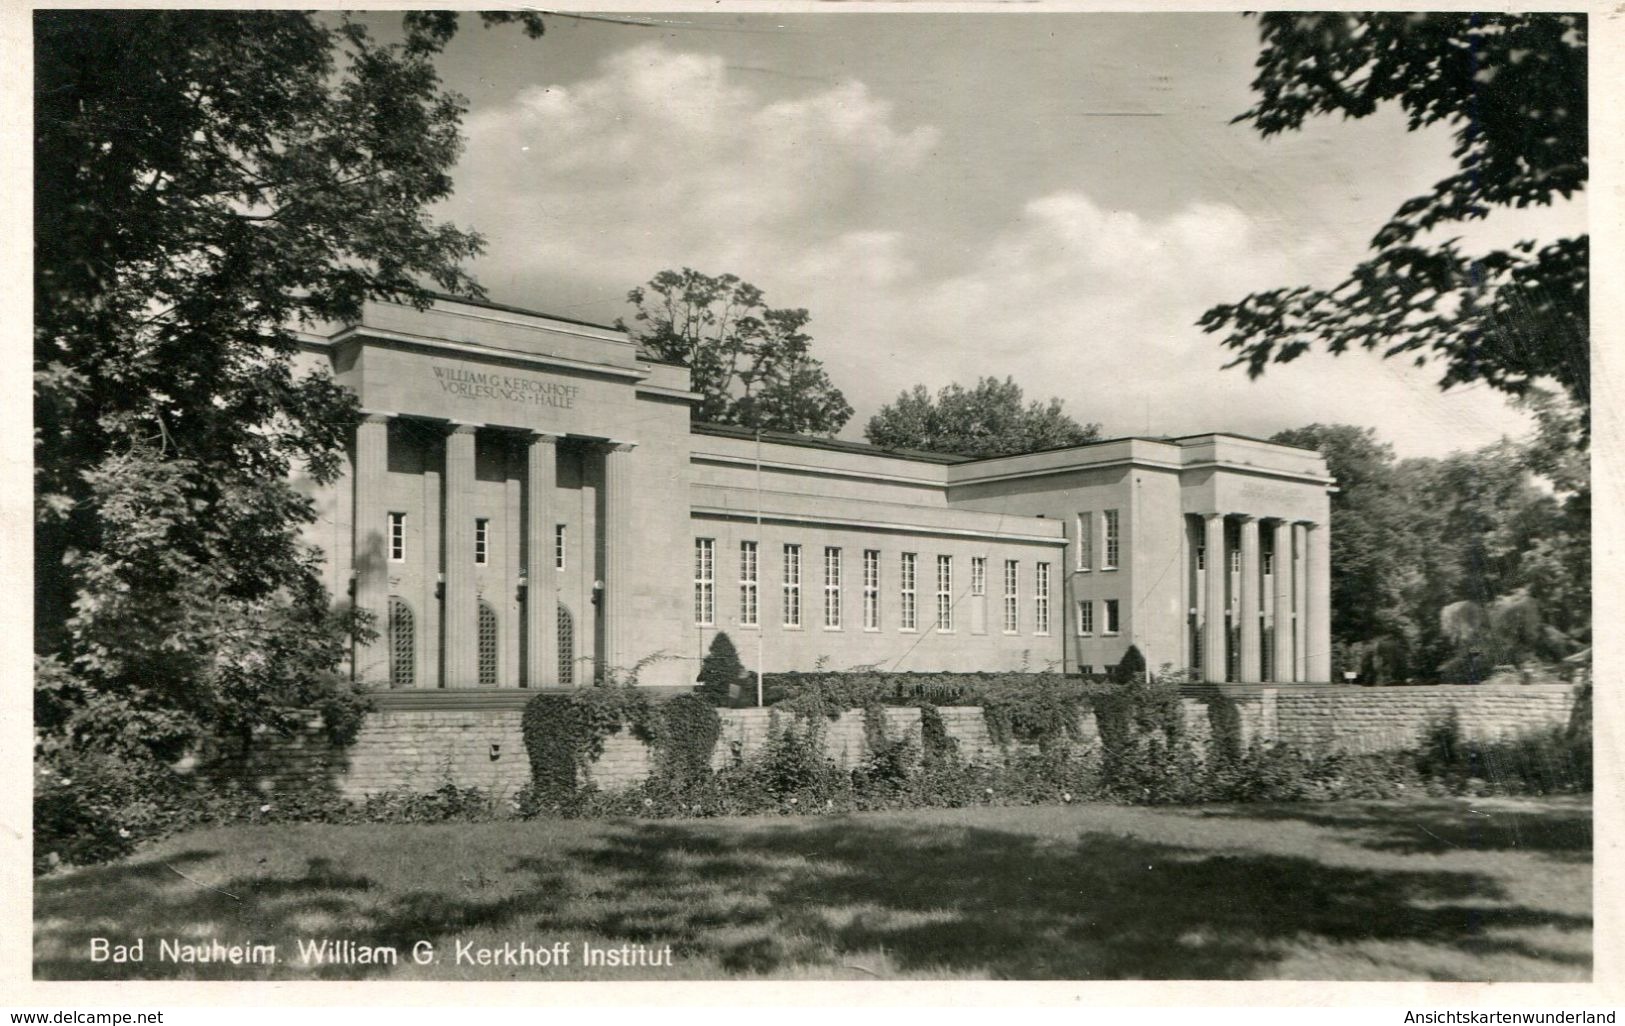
top-left (444, 420), bottom-right (481, 436)
top-left (1200, 511), bottom-right (1226, 522)
top-left (601, 439), bottom-right (638, 454)
top-left (357, 410), bottom-right (395, 426)
top-left (527, 430), bottom-right (565, 446)
top-left (1233, 513), bottom-right (1257, 524)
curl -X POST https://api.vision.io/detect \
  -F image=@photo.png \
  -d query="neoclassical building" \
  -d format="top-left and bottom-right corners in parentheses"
top-left (295, 294), bottom-right (1334, 690)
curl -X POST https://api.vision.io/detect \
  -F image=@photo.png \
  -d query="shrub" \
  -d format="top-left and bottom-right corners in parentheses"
top-left (1112, 645), bottom-right (1147, 684)
top-left (1091, 676), bottom-right (1198, 803)
top-left (696, 632), bottom-right (747, 704)
top-left (917, 702), bottom-right (957, 764)
top-left (520, 683), bottom-right (652, 801)
top-left (1412, 703), bottom-right (1591, 796)
top-left (850, 704), bottom-right (918, 800)
top-left (648, 693), bottom-right (722, 786)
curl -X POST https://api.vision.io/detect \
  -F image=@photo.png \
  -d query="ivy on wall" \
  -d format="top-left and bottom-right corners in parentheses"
top-left (521, 686), bottom-right (654, 799)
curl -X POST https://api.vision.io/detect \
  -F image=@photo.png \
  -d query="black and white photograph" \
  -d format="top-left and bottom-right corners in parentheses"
top-left (15, 1), bottom-right (1606, 997)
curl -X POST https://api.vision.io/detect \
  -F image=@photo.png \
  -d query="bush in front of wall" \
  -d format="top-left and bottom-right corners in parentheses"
top-left (1413, 706), bottom-right (1591, 796)
top-left (648, 692), bottom-right (722, 786)
top-left (1091, 675), bottom-right (1197, 803)
top-left (850, 703), bottom-right (918, 801)
top-left (978, 675), bottom-right (1090, 752)
top-left (521, 683), bottom-right (653, 802)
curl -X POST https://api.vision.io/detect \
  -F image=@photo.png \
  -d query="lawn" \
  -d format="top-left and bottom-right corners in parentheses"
top-left (33, 796), bottom-right (1591, 981)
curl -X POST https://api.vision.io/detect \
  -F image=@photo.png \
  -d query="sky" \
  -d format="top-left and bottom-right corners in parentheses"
top-left (409, 11), bottom-right (1587, 458)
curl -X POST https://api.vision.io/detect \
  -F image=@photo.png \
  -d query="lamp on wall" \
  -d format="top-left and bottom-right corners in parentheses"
top-left (591, 579), bottom-right (603, 606)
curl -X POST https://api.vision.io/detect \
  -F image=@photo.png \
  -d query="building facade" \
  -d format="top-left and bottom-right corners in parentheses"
top-left (295, 296), bottom-right (1334, 690)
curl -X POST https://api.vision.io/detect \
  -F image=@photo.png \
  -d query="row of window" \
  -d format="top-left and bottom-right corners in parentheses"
top-left (386, 512), bottom-right (569, 569)
top-left (695, 540), bottom-right (1052, 635)
top-left (1194, 535), bottom-right (1281, 574)
top-left (1075, 598), bottom-right (1121, 637)
top-left (1074, 509), bottom-right (1121, 572)
top-left (384, 596), bottom-right (578, 688)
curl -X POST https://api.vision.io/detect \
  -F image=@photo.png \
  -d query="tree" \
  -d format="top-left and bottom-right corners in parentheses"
top-left (1270, 425), bottom-right (1421, 677)
top-left (34, 11), bottom-right (544, 759)
top-left (619, 268), bottom-right (853, 436)
top-left (1200, 13), bottom-right (1589, 413)
top-left (865, 377), bottom-right (1100, 459)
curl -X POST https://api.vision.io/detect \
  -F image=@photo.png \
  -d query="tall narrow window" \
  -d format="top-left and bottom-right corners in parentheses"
top-left (1076, 513), bottom-right (1092, 571)
top-left (474, 517), bottom-right (490, 565)
top-left (900, 552), bottom-right (918, 631)
top-left (823, 547), bottom-right (842, 629)
top-left (388, 512), bottom-right (406, 563)
top-left (477, 601), bottom-right (499, 685)
top-left (557, 603), bottom-right (575, 685)
top-left (971, 556), bottom-right (987, 596)
top-left (1077, 599), bottom-right (1094, 636)
top-left (863, 549), bottom-right (880, 630)
top-left (1230, 544), bottom-right (1242, 573)
top-left (1103, 510), bottom-right (1120, 569)
top-left (694, 538), bottom-right (715, 626)
top-left (1035, 562), bottom-right (1051, 635)
top-left (782, 544), bottom-right (802, 627)
top-left (554, 523), bottom-right (566, 570)
top-left (1104, 598), bottom-right (1121, 636)
top-left (936, 555), bottom-right (954, 631)
top-left (387, 597), bottom-right (415, 688)
top-left (739, 541), bottom-right (759, 627)
top-left (1196, 541), bottom-right (1206, 571)
top-left (1003, 560), bottom-right (1019, 633)
top-left (1262, 536), bottom-right (1275, 576)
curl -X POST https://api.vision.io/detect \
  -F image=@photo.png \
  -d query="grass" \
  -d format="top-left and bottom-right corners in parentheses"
top-left (34, 796), bottom-right (1590, 982)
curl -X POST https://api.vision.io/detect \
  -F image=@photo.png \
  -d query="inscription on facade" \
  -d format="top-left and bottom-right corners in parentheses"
top-left (1237, 482), bottom-right (1298, 505)
top-left (432, 365), bottom-right (579, 408)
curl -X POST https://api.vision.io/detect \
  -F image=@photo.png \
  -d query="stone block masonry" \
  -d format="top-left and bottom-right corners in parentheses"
top-left (215, 684), bottom-right (1580, 798)
top-left (1269, 684), bottom-right (1576, 754)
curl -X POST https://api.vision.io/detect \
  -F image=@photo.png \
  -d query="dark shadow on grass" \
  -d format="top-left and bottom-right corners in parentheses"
top-left (36, 850), bottom-right (582, 981)
top-left (35, 807), bottom-right (1593, 981)
top-left (1179, 798), bottom-right (1593, 861)
top-left (546, 817), bottom-right (1589, 980)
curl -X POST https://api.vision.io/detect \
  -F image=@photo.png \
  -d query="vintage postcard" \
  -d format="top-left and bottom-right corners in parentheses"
top-left (6, 0), bottom-right (1617, 1012)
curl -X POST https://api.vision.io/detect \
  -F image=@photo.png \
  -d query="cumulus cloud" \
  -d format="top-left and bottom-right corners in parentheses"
top-left (447, 44), bottom-right (1531, 457)
top-left (453, 43), bottom-right (937, 294)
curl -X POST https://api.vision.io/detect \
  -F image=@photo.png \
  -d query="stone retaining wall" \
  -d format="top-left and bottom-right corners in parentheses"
top-left (216, 684), bottom-right (1579, 798)
top-left (1270, 684), bottom-right (1575, 754)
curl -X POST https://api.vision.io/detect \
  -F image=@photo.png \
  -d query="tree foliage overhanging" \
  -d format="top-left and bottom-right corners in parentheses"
top-left (619, 268), bottom-right (854, 436)
top-left (1200, 13), bottom-right (1588, 413)
top-left (865, 377), bottom-right (1100, 459)
top-left (34, 11), bottom-right (543, 758)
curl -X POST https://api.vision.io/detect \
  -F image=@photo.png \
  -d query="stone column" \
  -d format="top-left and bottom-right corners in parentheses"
top-left (1271, 519), bottom-right (1294, 682)
top-left (1308, 520), bottom-right (1333, 683)
top-left (1238, 515), bottom-right (1261, 682)
top-left (524, 432), bottom-right (560, 688)
top-left (1292, 521), bottom-right (1309, 683)
top-left (352, 413), bottom-right (391, 686)
top-left (420, 443), bottom-right (441, 688)
top-left (599, 441), bottom-right (637, 681)
top-left (1202, 513), bottom-right (1227, 683)
top-left (442, 423), bottom-right (479, 688)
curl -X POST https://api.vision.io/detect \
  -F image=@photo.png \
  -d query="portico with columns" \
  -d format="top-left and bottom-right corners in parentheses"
top-left (1191, 511), bottom-right (1330, 684)
top-left (295, 295), bottom-right (699, 691)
